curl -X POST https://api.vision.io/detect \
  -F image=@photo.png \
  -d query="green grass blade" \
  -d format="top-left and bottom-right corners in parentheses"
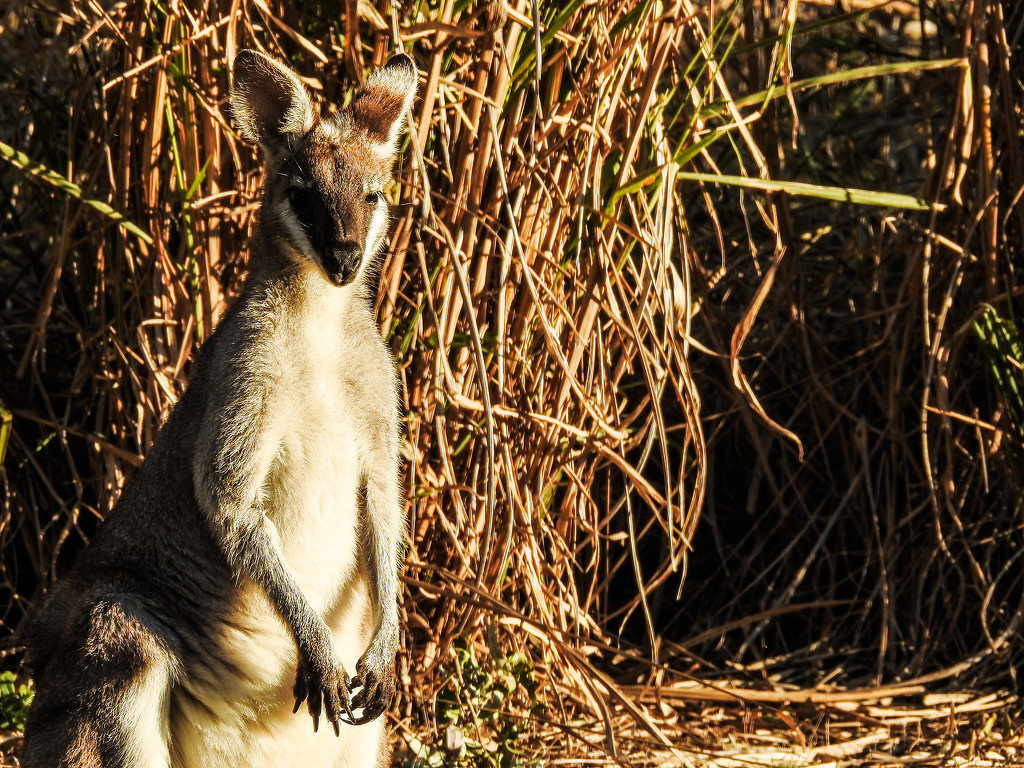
top-left (700, 59), bottom-right (965, 120)
top-left (676, 171), bottom-right (943, 210)
top-left (0, 139), bottom-right (154, 245)
top-left (510, 0), bottom-right (587, 86)
top-left (607, 127), bottom-right (734, 210)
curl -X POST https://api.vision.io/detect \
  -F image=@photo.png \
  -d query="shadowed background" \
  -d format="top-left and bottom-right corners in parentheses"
top-left (1, 0), bottom-right (1022, 763)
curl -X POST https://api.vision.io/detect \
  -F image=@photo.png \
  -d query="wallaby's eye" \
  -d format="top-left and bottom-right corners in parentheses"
top-left (365, 191), bottom-right (383, 206)
top-left (286, 186), bottom-right (313, 210)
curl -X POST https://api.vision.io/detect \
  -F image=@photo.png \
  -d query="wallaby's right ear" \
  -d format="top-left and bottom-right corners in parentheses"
top-left (231, 50), bottom-right (316, 148)
top-left (350, 53), bottom-right (418, 153)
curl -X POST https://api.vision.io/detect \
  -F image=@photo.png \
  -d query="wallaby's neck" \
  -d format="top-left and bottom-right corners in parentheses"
top-left (244, 231), bottom-right (370, 326)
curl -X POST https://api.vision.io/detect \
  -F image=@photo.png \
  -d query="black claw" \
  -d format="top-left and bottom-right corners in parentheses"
top-left (309, 686), bottom-right (323, 728)
top-left (324, 692), bottom-right (339, 735)
top-left (293, 649), bottom-right (391, 730)
top-left (341, 689), bottom-right (355, 724)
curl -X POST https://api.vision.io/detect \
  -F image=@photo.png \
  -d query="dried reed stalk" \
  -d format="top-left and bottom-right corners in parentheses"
top-left (1, 0), bottom-right (1022, 764)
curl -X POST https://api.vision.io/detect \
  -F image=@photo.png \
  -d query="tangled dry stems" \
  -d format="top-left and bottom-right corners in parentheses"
top-left (0, 0), bottom-right (1022, 764)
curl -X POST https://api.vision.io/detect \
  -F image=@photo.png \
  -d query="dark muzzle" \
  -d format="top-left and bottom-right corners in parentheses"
top-left (321, 242), bottom-right (363, 286)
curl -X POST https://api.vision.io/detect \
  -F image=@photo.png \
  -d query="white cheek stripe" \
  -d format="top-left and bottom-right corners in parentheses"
top-left (275, 200), bottom-right (315, 258)
top-left (363, 203), bottom-right (389, 262)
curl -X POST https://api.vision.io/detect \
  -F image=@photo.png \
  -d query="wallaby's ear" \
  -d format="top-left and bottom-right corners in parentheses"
top-left (350, 53), bottom-right (418, 152)
top-left (231, 50), bottom-right (316, 147)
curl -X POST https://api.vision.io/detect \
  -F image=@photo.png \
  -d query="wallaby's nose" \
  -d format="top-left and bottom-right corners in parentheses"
top-left (322, 242), bottom-right (363, 286)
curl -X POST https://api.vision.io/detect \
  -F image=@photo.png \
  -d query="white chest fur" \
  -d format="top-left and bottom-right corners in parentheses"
top-left (260, 292), bottom-right (366, 613)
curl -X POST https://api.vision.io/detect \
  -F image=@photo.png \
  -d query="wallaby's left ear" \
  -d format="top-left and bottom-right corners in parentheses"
top-left (350, 53), bottom-right (418, 152)
top-left (231, 49), bottom-right (317, 148)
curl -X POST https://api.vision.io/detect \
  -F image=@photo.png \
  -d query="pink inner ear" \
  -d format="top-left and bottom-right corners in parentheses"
top-left (351, 91), bottom-right (407, 145)
top-left (348, 55), bottom-right (416, 146)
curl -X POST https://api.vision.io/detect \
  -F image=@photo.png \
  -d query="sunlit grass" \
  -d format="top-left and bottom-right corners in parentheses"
top-left (0, 1), bottom-right (1021, 764)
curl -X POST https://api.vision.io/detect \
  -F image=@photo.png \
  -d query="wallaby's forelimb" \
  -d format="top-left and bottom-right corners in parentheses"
top-left (190, 360), bottom-right (358, 731)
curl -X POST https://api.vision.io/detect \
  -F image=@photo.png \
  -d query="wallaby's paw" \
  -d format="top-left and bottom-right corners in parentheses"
top-left (293, 632), bottom-right (355, 735)
top-left (349, 646), bottom-right (396, 724)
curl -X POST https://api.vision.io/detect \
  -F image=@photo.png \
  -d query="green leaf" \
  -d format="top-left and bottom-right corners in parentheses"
top-left (0, 672), bottom-right (33, 731)
top-left (0, 139), bottom-right (153, 245)
top-left (699, 59), bottom-right (965, 120)
top-left (185, 155), bottom-right (213, 202)
top-left (676, 171), bottom-right (943, 210)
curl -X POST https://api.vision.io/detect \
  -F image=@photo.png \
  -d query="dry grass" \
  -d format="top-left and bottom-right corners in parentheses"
top-left (1, 0), bottom-right (1023, 764)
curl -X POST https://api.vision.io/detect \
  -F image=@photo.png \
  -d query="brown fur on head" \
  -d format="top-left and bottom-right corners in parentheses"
top-left (231, 51), bottom-right (417, 287)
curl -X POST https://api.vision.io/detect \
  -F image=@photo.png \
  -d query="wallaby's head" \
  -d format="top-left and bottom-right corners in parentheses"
top-left (231, 50), bottom-right (417, 287)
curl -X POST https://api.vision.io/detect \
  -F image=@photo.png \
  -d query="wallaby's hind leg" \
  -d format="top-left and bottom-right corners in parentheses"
top-left (22, 592), bottom-right (175, 768)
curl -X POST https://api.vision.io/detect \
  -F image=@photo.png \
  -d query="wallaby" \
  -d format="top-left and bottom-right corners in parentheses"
top-left (19, 49), bottom-right (416, 768)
